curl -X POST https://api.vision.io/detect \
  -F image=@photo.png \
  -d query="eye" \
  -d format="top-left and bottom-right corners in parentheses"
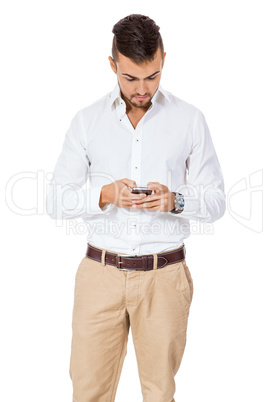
top-left (125, 76), bottom-right (157, 82)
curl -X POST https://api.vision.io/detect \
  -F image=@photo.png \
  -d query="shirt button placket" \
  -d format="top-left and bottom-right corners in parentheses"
top-left (131, 126), bottom-right (142, 183)
top-left (129, 124), bottom-right (143, 255)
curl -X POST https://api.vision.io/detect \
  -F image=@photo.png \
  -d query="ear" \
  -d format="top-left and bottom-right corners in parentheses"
top-left (108, 56), bottom-right (117, 74)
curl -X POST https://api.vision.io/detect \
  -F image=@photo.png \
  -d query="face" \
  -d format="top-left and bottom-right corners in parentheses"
top-left (109, 47), bottom-right (166, 112)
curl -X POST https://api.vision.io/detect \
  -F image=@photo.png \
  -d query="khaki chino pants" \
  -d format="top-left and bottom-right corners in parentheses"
top-left (69, 244), bottom-right (194, 402)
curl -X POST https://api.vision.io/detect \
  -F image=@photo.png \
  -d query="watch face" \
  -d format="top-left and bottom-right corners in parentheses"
top-left (178, 197), bottom-right (185, 208)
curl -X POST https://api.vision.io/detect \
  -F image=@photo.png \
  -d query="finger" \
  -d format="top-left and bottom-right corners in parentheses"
top-left (147, 181), bottom-right (160, 188)
top-left (147, 182), bottom-right (164, 194)
top-left (132, 200), bottom-right (160, 209)
top-left (131, 194), bottom-right (160, 204)
top-left (120, 178), bottom-right (137, 189)
top-left (128, 193), bottom-right (147, 200)
top-left (120, 184), bottom-right (136, 196)
top-left (123, 194), bottom-right (147, 205)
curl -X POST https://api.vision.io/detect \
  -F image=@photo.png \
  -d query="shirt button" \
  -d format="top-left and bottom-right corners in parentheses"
top-left (136, 139), bottom-right (139, 142)
top-left (135, 166), bottom-right (138, 169)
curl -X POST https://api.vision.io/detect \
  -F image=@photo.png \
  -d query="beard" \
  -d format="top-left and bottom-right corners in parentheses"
top-left (126, 95), bottom-right (152, 109)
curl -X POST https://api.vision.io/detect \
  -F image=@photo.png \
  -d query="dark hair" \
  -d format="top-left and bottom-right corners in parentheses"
top-left (112, 14), bottom-right (164, 67)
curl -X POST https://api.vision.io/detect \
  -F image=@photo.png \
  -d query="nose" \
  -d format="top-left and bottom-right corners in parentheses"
top-left (136, 81), bottom-right (147, 96)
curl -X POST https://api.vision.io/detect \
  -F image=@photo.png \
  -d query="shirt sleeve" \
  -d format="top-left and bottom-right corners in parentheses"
top-left (168, 108), bottom-right (226, 223)
top-left (46, 111), bottom-right (113, 220)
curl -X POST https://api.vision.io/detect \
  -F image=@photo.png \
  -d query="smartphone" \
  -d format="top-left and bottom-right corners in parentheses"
top-left (131, 187), bottom-right (152, 195)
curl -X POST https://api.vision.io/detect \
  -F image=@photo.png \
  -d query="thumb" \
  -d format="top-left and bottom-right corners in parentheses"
top-left (120, 178), bottom-right (137, 189)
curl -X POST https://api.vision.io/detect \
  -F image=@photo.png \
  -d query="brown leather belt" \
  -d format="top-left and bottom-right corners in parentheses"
top-left (85, 243), bottom-right (186, 271)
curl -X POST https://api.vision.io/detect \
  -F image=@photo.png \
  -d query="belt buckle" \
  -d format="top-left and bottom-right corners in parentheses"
top-left (116, 254), bottom-right (138, 270)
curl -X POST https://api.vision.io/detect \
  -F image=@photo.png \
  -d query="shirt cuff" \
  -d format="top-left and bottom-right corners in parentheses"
top-left (167, 196), bottom-right (204, 219)
top-left (182, 197), bottom-right (201, 216)
top-left (87, 186), bottom-right (113, 214)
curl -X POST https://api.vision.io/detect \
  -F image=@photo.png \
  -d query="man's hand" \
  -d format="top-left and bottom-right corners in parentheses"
top-left (130, 182), bottom-right (175, 212)
top-left (99, 178), bottom-right (147, 209)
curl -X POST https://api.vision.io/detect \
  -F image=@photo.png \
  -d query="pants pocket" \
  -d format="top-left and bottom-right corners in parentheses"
top-left (182, 260), bottom-right (194, 304)
top-left (75, 257), bottom-right (86, 279)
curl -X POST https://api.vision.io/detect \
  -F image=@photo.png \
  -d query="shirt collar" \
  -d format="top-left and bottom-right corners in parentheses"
top-left (109, 80), bottom-right (171, 109)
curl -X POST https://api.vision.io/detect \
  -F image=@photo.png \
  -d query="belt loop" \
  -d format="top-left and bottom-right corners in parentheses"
top-left (101, 249), bottom-right (107, 266)
top-left (153, 253), bottom-right (158, 270)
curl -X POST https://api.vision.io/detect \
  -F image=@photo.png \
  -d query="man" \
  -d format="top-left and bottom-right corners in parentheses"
top-left (46, 13), bottom-right (225, 402)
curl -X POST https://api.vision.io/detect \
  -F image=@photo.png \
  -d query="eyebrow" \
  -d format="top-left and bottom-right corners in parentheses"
top-left (121, 71), bottom-right (160, 79)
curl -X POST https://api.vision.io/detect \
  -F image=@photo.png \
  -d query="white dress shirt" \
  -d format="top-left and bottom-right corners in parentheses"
top-left (46, 81), bottom-right (226, 254)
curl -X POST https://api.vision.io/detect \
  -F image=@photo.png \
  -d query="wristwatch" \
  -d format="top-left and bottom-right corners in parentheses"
top-left (169, 192), bottom-right (185, 214)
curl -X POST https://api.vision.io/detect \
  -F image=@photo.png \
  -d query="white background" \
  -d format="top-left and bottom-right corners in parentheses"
top-left (1, 0), bottom-right (267, 401)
